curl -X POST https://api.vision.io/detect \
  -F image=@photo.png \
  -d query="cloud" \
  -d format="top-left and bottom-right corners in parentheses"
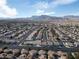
top-left (0, 0), bottom-right (6, 7)
top-left (33, 1), bottom-right (54, 16)
top-left (32, 0), bottom-right (77, 16)
top-left (33, 2), bottom-right (49, 10)
top-left (53, 0), bottom-right (77, 5)
top-left (35, 10), bottom-right (55, 15)
top-left (36, 10), bottom-right (44, 15)
top-left (0, 0), bottom-right (17, 17)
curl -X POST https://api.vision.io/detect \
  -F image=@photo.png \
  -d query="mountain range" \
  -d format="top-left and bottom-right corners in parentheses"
top-left (0, 15), bottom-right (79, 21)
top-left (27, 15), bottom-right (79, 21)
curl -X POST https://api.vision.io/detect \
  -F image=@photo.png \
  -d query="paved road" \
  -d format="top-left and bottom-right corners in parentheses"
top-left (19, 26), bottom-right (42, 46)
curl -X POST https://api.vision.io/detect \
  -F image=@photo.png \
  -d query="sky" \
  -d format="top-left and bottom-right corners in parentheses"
top-left (0, 0), bottom-right (79, 18)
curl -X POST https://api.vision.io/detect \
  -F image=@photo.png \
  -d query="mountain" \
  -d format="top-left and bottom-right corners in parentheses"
top-left (64, 15), bottom-right (79, 20)
top-left (27, 15), bottom-right (64, 21)
top-left (0, 15), bottom-right (79, 21)
top-left (27, 15), bottom-right (79, 21)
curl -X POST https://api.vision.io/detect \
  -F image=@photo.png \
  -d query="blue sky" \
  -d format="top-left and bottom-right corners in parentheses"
top-left (0, 0), bottom-right (79, 17)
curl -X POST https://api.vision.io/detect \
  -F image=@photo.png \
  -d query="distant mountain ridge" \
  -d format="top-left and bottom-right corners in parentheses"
top-left (0, 15), bottom-right (79, 21)
top-left (27, 15), bottom-right (79, 21)
top-left (64, 15), bottom-right (79, 18)
top-left (64, 15), bottom-right (79, 20)
top-left (27, 15), bottom-right (65, 21)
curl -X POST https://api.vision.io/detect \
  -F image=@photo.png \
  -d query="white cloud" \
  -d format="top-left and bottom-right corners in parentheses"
top-left (53, 0), bottom-right (77, 5)
top-left (33, 2), bottom-right (49, 10)
top-left (33, 0), bottom-right (77, 16)
top-left (0, 0), bottom-right (6, 7)
top-left (44, 12), bottom-right (55, 15)
top-left (0, 0), bottom-right (17, 17)
top-left (33, 2), bottom-right (54, 16)
top-left (36, 10), bottom-right (44, 15)
top-left (35, 10), bottom-right (55, 16)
